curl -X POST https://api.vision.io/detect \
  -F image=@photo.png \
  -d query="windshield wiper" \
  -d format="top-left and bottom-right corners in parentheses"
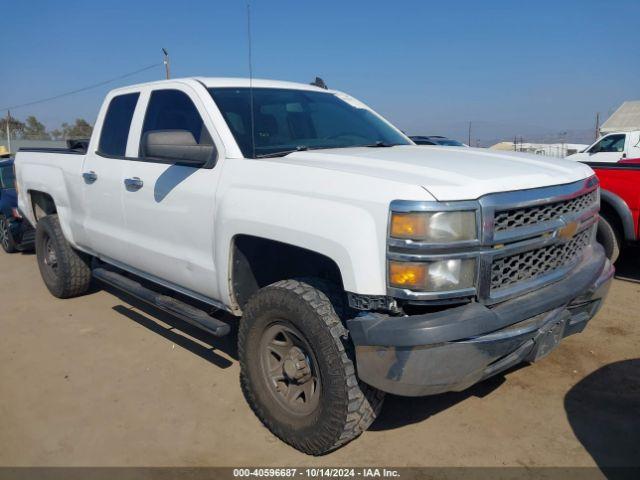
top-left (255, 142), bottom-right (399, 158)
top-left (256, 146), bottom-right (309, 158)
top-left (364, 141), bottom-right (397, 148)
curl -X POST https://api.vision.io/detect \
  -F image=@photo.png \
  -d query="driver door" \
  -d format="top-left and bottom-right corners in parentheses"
top-left (587, 134), bottom-right (627, 163)
top-left (116, 84), bottom-right (225, 300)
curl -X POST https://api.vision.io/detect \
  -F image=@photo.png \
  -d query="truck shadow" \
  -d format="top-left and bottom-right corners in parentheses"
top-left (104, 284), bottom-right (238, 369)
top-left (154, 164), bottom-right (198, 202)
top-left (564, 359), bottom-right (640, 475)
top-left (614, 246), bottom-right (640, 283)
top-left (370, 369), bottom-right (515, 431)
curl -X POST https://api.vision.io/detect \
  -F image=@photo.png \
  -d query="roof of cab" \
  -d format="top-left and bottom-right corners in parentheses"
top-left (109, 77), bottom-right (334, 95)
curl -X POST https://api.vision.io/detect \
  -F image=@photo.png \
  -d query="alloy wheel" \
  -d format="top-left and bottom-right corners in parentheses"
top-left (259, 322), bottom-right (321, 415)
top-left (0, 218), bottom-right (10, 251)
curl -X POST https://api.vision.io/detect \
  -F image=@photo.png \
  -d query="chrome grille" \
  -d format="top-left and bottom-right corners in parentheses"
top-left (490, 228), bottom-right (592, 292)
top-left (494, 189), bottom-right (598, 232)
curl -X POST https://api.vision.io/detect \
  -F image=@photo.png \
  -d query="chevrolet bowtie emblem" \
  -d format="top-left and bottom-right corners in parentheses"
top-left (557, 221), bottom-right (578, 240)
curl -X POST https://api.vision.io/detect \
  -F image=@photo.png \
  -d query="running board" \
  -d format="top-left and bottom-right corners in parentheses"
top-left (93, 267), bottom-right (231, 337)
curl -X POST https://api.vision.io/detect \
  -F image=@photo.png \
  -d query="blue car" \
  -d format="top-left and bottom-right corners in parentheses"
top-left (410, 135), bottom-right (468, 147)
top-left (0, 158), bottom-right (34, 253)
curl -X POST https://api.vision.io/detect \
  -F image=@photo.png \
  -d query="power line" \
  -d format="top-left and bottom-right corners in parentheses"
top-left (1, 62), bottom-right (162, 112)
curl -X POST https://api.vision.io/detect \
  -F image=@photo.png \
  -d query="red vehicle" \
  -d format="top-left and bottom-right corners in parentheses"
top-left (586, 158), bottom-right (640, 263)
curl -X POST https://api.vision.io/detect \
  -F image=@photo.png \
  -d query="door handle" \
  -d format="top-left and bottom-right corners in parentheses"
top-left (124, 177), bottom-right (144, 191)
top-left (82, 171), bottom-right (98, 183)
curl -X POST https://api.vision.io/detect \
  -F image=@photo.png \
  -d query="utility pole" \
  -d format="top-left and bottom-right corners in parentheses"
top-left (162, 48), bottom-right (170, 79)
top-left (594, 112), bottom-right (600, 141)
top-left (513, 135), bottom-right (517, 151)
top-left (5, 110), bottom-right (11, 154)
top-left (468, 121), bottom-right (472, 146)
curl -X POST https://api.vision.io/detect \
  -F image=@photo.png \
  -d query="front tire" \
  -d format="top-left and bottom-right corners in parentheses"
top-left (35, 214), bottom-right (92, 298)
top-left (0, 215), bottom-right (17, 253)
top-left (238, 279), bottom-right (384, 455)
top-left (596, 214), bottom-right (621, 264)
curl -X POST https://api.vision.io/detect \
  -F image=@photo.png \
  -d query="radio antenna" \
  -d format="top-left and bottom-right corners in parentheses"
top-left (247, 2), bottom-right (256, 159)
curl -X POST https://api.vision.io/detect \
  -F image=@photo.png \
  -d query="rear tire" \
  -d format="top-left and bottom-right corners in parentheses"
top-left (596, 214), bottom-right (621, 264)
top-left (35, 214), bottom-right (92, 298)
top-left (238, 279), bottom-right (384, 455)
top-left (0, 215), bottom-right (18, 253)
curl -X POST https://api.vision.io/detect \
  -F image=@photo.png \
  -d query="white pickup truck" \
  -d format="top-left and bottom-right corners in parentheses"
top-left (15, 77), bottom-right (614, 455)
top-left (567, 130), bottom-right (640, 164)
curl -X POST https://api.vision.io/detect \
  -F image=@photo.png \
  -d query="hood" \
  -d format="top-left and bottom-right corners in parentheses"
top-left (270, 146), bottom-right (594, 201)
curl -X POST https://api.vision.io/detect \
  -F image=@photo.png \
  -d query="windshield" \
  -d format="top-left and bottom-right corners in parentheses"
top-left (435, 139), bottom-right (465, 146)
top-left (208, 87), bottom-right (410, 158)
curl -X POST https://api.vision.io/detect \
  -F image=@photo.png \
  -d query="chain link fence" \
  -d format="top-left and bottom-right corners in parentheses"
top-left (0, 115), bottom-right (93, 156)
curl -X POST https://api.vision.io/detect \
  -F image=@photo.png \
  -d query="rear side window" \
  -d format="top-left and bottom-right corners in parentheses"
top-left (141, 89), bottom-right (213, 148)
top-left (0, 165), bottom-right (16, 189)
top-left (98, 93), bottom-right (139, 156)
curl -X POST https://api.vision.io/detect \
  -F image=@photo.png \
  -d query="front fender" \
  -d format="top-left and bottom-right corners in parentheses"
top-left (215, 188), bottom-right (384, 295)
top-left (213, 158), bottom-right (431, 305)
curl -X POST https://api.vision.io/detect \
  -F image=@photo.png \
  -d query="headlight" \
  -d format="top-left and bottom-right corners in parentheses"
top-left (390, 211), bottom-right (476, 242)
top-left (389, 259), bottom-right (476, 292)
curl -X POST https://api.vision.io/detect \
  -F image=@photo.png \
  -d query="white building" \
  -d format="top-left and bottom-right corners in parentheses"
top-left (600, 101), bottom-right (640, 134)
top-left (489, 141), bottom-right (588, 158)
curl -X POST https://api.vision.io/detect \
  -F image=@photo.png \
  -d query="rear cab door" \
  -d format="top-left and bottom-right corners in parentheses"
top-left (81, 89), bottom-right (140, 258)
top-left (115, 80), bottom-right (227, 301)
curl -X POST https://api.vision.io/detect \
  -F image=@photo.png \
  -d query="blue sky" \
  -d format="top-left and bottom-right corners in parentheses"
top-left (1, 0), bottom-right (638, 145)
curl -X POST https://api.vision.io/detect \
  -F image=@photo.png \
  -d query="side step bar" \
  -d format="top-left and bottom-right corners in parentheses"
top-left (93, 267), bottom-right (231, 337)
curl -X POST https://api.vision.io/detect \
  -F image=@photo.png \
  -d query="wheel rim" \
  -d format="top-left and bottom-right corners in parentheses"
top-left (259, 322), bottom-right (321, 415)
top-left (0, 218), bottom-right (9, 250)
top-left (42, 234), bottom-right (59, 275)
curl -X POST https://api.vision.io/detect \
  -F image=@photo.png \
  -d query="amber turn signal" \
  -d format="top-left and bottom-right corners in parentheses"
top-left (390, 213), bottom-right (427, 239)
top-left (388, 262), bottom-right (427, 289)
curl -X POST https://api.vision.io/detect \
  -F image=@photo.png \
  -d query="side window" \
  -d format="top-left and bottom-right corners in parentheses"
top-left (590, 134), bottom-right (625, 153)
top-left (98, 93), bottom-right (139, 156)
top-left (140, 89), bottom-right (215, 165)
top-left (0, 166), bottom-right (15, 189)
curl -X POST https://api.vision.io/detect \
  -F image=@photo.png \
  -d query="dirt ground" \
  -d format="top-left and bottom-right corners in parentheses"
top-left (0, 247), bottom-right (638, 468)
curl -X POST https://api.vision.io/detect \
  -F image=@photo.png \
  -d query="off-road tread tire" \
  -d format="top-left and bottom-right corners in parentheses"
top-left (597, 214), bottom-right (621, 264)
top-left (0, 215), bottom-right (18, 253)
top-left (36, 214), bottom-right (91, 298)
top-left (238, 278), bottom-right (384, 456)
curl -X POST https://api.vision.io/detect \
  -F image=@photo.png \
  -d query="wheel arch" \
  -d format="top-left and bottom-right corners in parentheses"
top-left (26, 190), bottom-right (80, 250)
top-left (229, 234), bottom-right (345, 312)
top-left (29, 190), bottom-right (58, 221)
top-left (600, 189), bottom-right (636, 241)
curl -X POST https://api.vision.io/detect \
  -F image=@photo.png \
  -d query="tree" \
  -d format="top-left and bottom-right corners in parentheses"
top-left (61, 118), bottom-right (93, 139)
top-left (23, 116), bottom-right (51, 140)
top-left (50, 128), bottom-right (64, 141)
top-left (0, 116), bottom-right (25, 139)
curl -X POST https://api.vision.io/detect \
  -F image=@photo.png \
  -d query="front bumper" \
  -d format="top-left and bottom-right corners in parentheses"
top-left (347, 244), bottom-right (614, 396)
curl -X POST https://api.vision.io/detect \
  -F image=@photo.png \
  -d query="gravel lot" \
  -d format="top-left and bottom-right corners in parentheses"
top-left (1, 248), bottom-right (638, 468)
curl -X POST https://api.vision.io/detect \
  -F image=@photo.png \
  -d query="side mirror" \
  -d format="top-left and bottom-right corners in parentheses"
top-left (141, 130), bottom-right (216, 167)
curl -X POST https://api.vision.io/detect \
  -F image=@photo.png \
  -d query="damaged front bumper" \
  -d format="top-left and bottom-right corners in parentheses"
top-left (347, 244), bottom-right (614, 397)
